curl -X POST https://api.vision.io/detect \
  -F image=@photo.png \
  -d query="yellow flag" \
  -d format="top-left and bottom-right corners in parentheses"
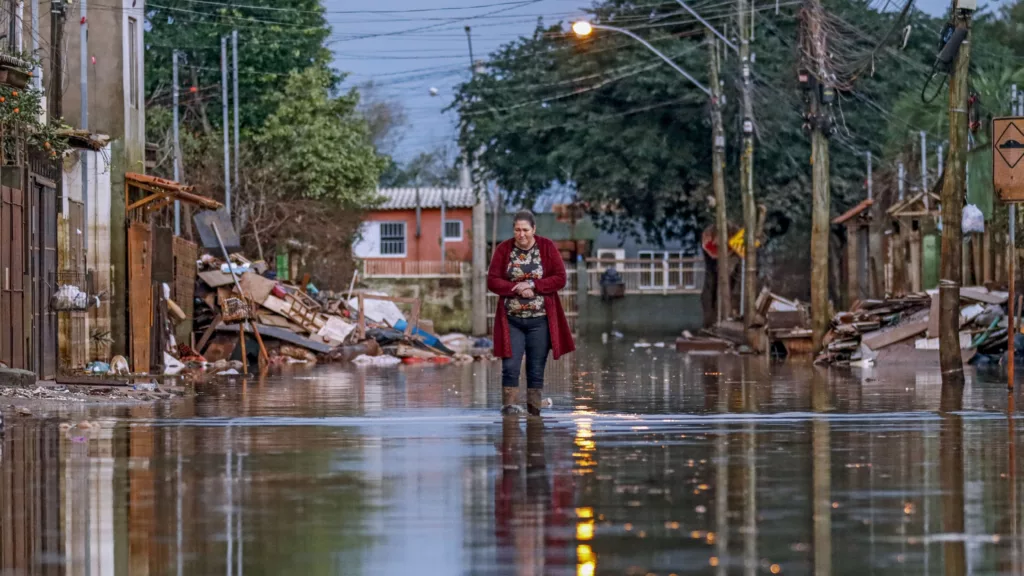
top-left (727, 229), bottom-right (760, 259)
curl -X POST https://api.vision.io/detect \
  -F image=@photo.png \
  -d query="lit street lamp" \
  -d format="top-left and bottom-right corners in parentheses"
top-left (571, 20), bottom-right (711, 97)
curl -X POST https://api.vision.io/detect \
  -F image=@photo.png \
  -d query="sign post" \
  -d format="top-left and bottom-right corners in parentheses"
top-left (994, 115), bottom-right (1024, 391)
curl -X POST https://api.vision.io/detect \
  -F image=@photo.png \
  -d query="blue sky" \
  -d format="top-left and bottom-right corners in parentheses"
top-left (325, 0), bottom-right (997, 162)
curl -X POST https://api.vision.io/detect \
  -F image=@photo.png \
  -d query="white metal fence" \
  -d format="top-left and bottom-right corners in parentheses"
top-left (586, 257), bottom-right (703, 294)
top-left (362, 260), bottom-right (465, 278)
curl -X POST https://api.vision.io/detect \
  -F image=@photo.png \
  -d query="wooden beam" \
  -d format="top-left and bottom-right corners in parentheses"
top-left (127, 192), bottom-right (166, 212)
top-left (197, 314), bottom-right (223, 352)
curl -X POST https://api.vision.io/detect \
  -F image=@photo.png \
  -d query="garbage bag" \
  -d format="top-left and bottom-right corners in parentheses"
top-left (962, 204), bottom-right (985, 234)
top-left (50, 284), bottom-right (89, 311)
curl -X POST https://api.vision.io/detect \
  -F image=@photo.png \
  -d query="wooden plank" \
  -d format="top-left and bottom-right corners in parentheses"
top-left (959, 287), bottom-right (1008, 305)
top-left (237, 271), bottom-right (276, 303)
top-left (196, 314), bottom-right (222, 352)
top-left (862, 320), bottom-right (929, 351)
top-left (257, 312), bottom-right (304, 332)
top-left (215, 323), bottom-right (333, 353)
top-left (197, 269), bottom-right (235, 288)
top-left (128, 223), bottom-right (153, 373)
top-left (151, 226), bottom-right (174, 283)
top-left (260, 294), bottom-right (292, 316)
top-left (927, 292), bottom-right (940, 338)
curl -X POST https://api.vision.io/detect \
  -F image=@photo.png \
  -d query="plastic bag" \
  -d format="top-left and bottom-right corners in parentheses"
top-left (50, 284), bottom-right (88, 311)
top-left (962, 204), bottom-right (985, 234)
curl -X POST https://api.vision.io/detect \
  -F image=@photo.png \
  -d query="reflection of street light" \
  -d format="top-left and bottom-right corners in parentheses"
top-left (571, 20), bottom-right (593, 37)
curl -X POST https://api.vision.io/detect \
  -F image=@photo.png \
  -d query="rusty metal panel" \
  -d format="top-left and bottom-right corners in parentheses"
top-left (129, 223), bottom-right (152, 373)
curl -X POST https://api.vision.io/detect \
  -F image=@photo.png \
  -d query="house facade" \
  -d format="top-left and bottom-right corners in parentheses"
top-left (355, 187), bottom-right (475, 275)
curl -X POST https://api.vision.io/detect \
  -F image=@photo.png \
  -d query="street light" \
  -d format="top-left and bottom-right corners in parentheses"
top-left (572, 21), bottom-right (593, 37)
top-left (570, 20), bottom-right (711, 97)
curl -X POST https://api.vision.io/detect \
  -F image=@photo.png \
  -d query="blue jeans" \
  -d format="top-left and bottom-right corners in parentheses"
top-left (502, 315), bottom-right (551, 389)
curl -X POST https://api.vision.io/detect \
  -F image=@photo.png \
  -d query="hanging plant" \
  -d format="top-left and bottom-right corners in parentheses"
top-left (0, 60), bottom-right (71, 162)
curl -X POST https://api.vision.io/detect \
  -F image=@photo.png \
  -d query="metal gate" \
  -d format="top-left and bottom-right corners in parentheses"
top-left (30, 176), bottom-right (57, 379)
top-left (0, 184), bottom-right (26, 370)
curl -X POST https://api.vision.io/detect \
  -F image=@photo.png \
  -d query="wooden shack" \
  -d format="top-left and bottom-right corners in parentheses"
top-left (887, 191), bottom-right (941, 295)
top-left (833, 198), bottom-right (875, 309)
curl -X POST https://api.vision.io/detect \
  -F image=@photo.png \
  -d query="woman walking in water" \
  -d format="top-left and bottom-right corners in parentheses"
top-left (488, 210), bottom-right (576, 415)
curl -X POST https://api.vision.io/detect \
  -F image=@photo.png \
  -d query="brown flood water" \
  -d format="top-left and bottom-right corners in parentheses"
top-left (1, 341), bottom-right (1023, 575)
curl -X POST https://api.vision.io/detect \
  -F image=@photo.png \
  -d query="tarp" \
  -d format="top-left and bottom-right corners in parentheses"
top-left (967, 143), bottom-right (993, 221)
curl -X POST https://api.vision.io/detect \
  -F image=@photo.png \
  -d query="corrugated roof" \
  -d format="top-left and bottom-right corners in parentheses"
top-left (375, 187), bottom-right (476, 210)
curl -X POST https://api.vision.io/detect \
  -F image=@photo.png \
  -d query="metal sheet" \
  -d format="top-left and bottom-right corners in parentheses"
top-left (192, 209), bottom-right (241, 254)
top-left (129, 223), bottom-right (153, 373)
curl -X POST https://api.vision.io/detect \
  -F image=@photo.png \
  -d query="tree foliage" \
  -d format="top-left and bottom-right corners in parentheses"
top-left (145, 0), bottom-right (334, 132)
top-left (253, 67), bottom-right (386, 206)
top-left (452, 0), bottom-right (1024, 246)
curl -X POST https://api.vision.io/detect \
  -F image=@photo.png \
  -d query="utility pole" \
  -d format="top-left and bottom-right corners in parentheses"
top-left (221, 36), bottom-right (231, 218)
top-left (921, 130), bottom-right (929, 208)
top-left (938, 2), bottom-right (973, 390)
top-left (232, 30), bottom-right (240, 193)
top-left (30, 0), bottom-right (39, 90)
top-left (738, 0), bottom-right (757, 329)
top-left (466, 25), bottom-right (488, 336)
top-left (48, 0), bottom-right (63, 121)
top-left (80, 0), bottom-right (88, 256)
top-left (1010, 85), bottom-right (1018, 391)
top-left (173, 51), bottom-right (181, 235)
top-left (898, 161), bottom-right (905, 201)
top-left (866, 151), bottom-right (873, 200)
top-left (708, 30), bottom-right (730, 323)
top-left (938, 143), bottom-right (944, 176)
top-left (805, 0), bottom-right (832, 352)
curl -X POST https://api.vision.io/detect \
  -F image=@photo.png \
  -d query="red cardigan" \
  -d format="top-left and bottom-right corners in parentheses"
top-left (487, 236), bottom-right (576, 360)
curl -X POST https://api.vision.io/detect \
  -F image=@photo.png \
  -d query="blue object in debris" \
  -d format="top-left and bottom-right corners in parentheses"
top-left (86, 361), bottom-right (110, 374)
top-left (393, 319), bottom-right (440, 348)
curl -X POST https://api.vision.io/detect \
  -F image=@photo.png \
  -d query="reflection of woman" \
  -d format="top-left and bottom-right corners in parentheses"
top-left (487, 210), bottom-right (576, 415)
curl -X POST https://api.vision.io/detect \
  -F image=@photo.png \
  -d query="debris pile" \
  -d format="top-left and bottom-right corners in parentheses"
top-left (191, 254), bottom-right (495, 370)
top-left (815, 287), bottom-right (1011, 366)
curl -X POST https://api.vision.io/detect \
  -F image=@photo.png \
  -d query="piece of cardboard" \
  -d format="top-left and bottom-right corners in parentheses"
top-left (237, 271), bottom-right (277, 304)
top-left (198, 269), bottom-right (235, 288)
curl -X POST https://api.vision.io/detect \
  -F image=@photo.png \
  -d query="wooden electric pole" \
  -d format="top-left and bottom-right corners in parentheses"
top-left (939, 6), bottom-right (973, 389)
top-left (708, 30), bottom-right (730, 324)
top-left (738, 0), bottom-right (757, 328)
top-left (806, 0), bottom-right (832, 353)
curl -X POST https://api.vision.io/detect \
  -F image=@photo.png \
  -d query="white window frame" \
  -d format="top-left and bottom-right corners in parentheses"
top-left (637, 250), bottom-right (690, 289)
top-left (596, 248), bottom-right (625, 271)
top-left (378, 221), bottom-right (407, 258)
top-left (443, 219), bottom-right (463, 241)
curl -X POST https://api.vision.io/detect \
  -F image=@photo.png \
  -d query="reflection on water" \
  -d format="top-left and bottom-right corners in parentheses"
top-left (2, 342), bottom-right (1024, 574)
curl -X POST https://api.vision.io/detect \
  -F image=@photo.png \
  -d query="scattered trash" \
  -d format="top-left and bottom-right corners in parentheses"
top-left (86, 361), bottom-right (111, 374)
top-left (217, 369), bottom-right (240, 376)
top-left (962, 204), bottom-right (985, 234)
top-left (132, 382), bottom-right (158, 392)
top-left (352, 354), bottom-right (401, 366)
top-left (164, 353), bottom-right (185, 375)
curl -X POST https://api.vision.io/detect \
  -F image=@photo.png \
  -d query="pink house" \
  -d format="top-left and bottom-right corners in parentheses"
top-left (354, 187), bottom-right (476, 276)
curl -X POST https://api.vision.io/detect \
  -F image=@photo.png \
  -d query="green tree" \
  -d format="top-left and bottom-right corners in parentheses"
top-left (253, 67), bottom-right (387, 206)
top-left (451, 0), bottom-right (947, 247)
top-left (145, 0), bottom-right (334, 132)
top-left (379, 146), bottom-right (461, 188)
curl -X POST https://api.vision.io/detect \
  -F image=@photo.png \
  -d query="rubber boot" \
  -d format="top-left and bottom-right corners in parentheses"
top-left (501, 387), bottom-right (525, 415)
top-left (527, 388), bottom-right (543, 416)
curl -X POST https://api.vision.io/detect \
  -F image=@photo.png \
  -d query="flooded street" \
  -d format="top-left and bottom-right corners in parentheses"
top-left (2, 342), bottom-right (1024, 575)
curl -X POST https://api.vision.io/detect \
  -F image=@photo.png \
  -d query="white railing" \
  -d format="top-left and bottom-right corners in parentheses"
top-left (362, 260), bottom-right (466, 278)
top-left (586, 257), bottom-right (704, 294)
top-left (486, 269), bottom-right (578, 333)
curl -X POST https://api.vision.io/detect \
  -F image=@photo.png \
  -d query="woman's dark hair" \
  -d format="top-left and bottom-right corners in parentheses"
top-left (513, 209), bottom-right (536, 228)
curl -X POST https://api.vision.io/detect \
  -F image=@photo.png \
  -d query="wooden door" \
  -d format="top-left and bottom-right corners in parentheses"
top-left (33, 179), bottom-right (57, 379)
top-left (129, 223), bottom-right (152, 373)
top-left (0, 185), bottom-right (26, 369)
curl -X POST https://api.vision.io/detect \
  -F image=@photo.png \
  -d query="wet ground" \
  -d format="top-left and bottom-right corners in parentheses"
top-left (2, 341), bottom-right (1023, 575)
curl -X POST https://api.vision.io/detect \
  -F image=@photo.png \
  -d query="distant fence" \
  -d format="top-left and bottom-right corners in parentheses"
top-left (585, 257), bottom-right (703, 294)
top-left (362, 260), bottom-right (466, 278)
top-left (486, 269), bottom-right (578, 333)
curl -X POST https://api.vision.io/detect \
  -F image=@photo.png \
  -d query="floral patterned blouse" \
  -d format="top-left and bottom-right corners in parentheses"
top-left (505, 243), bottom-right (546, 318)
